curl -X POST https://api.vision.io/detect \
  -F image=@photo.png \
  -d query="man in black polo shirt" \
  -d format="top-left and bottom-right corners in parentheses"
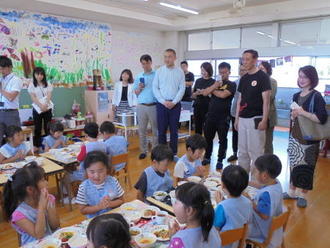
top-left (202, 62), bottom-right (236, 170)
top-left (180, 61), bottom-right (195, 102)
top-left (234, 50), bottom-right (271, 175)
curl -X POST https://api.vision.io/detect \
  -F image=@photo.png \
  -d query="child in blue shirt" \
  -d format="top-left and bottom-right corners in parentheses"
top-left (214, 165), bottom-right (253, 248)
top-left (75, 151), bottom-right (124, 219)
top-left (43, 121), bottom-right (67, 152)
top-left (100, 121), bottom-right (128, 172)
top-left (174, 134), bottom-right (207, 184)
top-left (0, 126), bottom-right (32, 164)
top-left (134, 144), bottom-right (174, 201)
top-left (169, 182), bottom-right (221, 248)
top-left (247, 154), bottom-right (283, 248)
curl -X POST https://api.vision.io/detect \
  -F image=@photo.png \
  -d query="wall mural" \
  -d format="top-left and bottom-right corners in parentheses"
top-left (0, 8), bottom-right (112, 87)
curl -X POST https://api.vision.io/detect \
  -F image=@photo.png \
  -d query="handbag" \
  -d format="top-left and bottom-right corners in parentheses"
top-left (297, 92), bottom-right (330, 141)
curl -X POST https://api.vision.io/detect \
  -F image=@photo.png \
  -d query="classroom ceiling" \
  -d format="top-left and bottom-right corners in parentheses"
top-left (91, 0), bottom-right (291, 18)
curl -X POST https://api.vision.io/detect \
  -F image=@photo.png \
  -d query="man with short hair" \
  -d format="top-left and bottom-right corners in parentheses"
top-left (153, 49), bottom-right (185, 161)
top-left (134, 54), bottom-right (158, 160)
top-left (234, 49), bottom-right (271, 175)
top-left (202, 62), bottom-right (236, 170)
top-left (0, 56), bottom-right (23, 145)
top-left (180, 61), bottom-right (195, 102)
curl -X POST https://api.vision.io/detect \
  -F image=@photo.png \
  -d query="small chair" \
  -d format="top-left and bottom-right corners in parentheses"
top-left (112, 153), bottom-right (131, 189)
top-left (220, 224), bottom-right (248, 248)
top-left (246, 207), bottom-right (291, 248)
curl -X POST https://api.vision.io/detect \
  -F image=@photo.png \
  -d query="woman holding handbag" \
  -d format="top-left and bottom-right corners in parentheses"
top-left (28, 67), bottom-right (53, 152)
top-left (285, 65), bottom-right (328, 208)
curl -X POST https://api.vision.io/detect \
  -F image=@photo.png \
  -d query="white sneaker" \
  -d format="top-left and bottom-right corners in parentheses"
top-left (63, 197), bottom-right (76, 204)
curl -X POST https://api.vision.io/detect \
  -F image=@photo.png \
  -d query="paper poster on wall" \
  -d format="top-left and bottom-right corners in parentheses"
top-left (0, 9), bottom-right (112, 85)
top-left (276, 57), bottom-right (284, 66)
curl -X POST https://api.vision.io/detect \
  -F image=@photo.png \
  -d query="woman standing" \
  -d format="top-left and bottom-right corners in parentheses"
top-left (28, 67), bottom-right (53, 151)
top-left (113, 69), bottom-right (137, 116)
top-left (286, 65), bottom-right (328, 208)
top-left (259, 61), bottom-right (278, 154)
top-left (191, 62), bottom-right (215, 135)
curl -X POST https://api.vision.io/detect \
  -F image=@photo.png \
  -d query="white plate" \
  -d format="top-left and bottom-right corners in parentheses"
top-left (68, 234), bottom-right (88, 248)
top-left (0, 163), bottom-right (15, 170)
top-left (141, 206), bottom-right (160, 219)
top-left (129, 226), bottom-right (142, 237)
top-left (121, 202), bottom-right (139, 211)
top-left (205, 177), bottom-right (221, 185)
top-left (38, 238), bottom-right (61, 248)
top-left (25, 156), bottom-right (37, 162)
top-left (53, 227), bottom-right (80, 242)
top-left (152, 225), bottom-right (170, 241)
top-left (187, 176), bottom-right (202, 183)
top-left (122, 211), bottom-right (142, 223)
top-left (204, 180), bottom-right (218, 188)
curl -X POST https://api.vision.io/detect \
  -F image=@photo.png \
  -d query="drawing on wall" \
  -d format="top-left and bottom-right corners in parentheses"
top-left (0, 9), bottom-right (112, 86)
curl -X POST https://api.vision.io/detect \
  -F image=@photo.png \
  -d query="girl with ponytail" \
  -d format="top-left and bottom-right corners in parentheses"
top-left (169, 182), bottom-right (221, 248)
top-left (2, 162), bottom-right (59, 246)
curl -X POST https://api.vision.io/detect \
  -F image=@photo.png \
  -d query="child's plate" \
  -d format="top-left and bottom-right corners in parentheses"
top-left (141, 206), bottom-right (160, 219)
top-left (130, 226), bottom-right (142, 237)
top-left (25, 156), bottom-right (37, 162)
top-left (121, 202), bottom-right (139, 211)
top-left (67, 234), bottom-right (88, 248)
top-left (187, 176), bottom-right (202, 183)
top-left (205, 177), bottom-right (221, 185)
top-left (0, 163), bottom-right (15, 170)
top-left (38, 238), bottom-right (61, 248)
top-left (204, 180), bottom-right (218, 189)
top-left (123, 211), bottom-right (142, 223)
top-left (152, 225), bottom-right (170, 241)
top-left (53, 227), bottom-right (80, 243)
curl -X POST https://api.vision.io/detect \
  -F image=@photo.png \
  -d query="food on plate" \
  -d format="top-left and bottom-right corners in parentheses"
top-left (153, 228), bottom-right (170, 240)
top-left (135, 233), bottom-right (157, 248)
top-left (153, 191), bottom-right (168, 201)
top-left (206, 177), bottom-right (221, 185)
top-left (143, 209), bottom-right (156, 217)
top-left (121, 203), bottom-right (138, 211)
top-left (1, 164), bottom-right (15, 170)
top-left (129, 227), bottom-right (141, 236)
top-left (59, 231), bottom-right (74, 242)
top-left (204, 180), bottom-right (218, 188)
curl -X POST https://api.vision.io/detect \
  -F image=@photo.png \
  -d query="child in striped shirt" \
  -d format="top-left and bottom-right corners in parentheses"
top-left (75, 151), bottom-right (124, 219)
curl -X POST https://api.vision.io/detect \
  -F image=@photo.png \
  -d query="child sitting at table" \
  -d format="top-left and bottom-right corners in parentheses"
top-left (173, 134), bottom-right (206, 184)
top-left (86, 213), bottom-right (131, 248)
top-left (100, 121), bottom-right (128, 172)
top-left (169, 182), bottom-right (221, 248)
top-left (75, 151), bottom-right (124, 218)
top-left (3, 162), bottom-right (60, 246)
top-left (214, 165), bottom-right (252, 248)
top-left (0, 126), bottom-right (32, 164)
top-left (247, 154), bottom-right (283, 248)
top-left (134, 144), bottom-right (174, 201)
top-left (69, 122), bottom-right (106, 182)
top-left (43, 121), bottom-right (67, 152)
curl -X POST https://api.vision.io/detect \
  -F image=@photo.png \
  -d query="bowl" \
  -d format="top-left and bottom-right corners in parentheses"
top-left (38, 238), bottom-right (61, 248)
top-left (67, 235), bottom-right (88, 248)
top-left (187, 176), bottom-right (202, 183)
top-left (205, 177), bottom-right (222, 185)
top-left (129, 226), bottom-right (142, 237)
top-left (204, 180), bottom-right (218, 189)
top-left (153, 191), bottom-right (168, 201)
top-left (134, 233), bottom-right (157, 248)
top-left (141, 206), bottom-right (160, 219)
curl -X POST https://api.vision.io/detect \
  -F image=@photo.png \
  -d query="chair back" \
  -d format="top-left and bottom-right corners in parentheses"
top-left (220, 224), bottom-right (248, 248)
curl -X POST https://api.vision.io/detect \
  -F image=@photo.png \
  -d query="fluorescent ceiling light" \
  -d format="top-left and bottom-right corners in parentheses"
top-left (159, 2), bottom-right (199, 15)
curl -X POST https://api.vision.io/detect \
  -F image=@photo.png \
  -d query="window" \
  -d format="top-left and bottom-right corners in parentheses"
top-left (241, 25), bottom-right (274, 48)
top-left (280, 20), bottom-right (321, 46)
top-left (315, 57), bottom-right (330, 92)
top-left (188, 32), bottom-right (211, 51)
top-left (212, 28), bottom-right (240, 49)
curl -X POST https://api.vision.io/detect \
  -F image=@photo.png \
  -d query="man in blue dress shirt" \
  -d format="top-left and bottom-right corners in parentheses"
top-left (134, 54), bottom-right (158, 160)
top-left (0, 56), bottom-right (23, 145)
top-left (153, 49), bottom-right (185, 160)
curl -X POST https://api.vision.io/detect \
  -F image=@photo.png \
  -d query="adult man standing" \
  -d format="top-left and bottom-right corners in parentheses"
top-left (202, 62), bottom-right (236, 170)
top-left (234, 50), bottom-right (271, 175)
top-left (180, 61), bottom-right (195, 102)
top-left (134, 54), bottom-right (158, 160)
top-left (0, 56), bottom-right (23, 145)
top-left (153, 49), bottom-right (185, 161)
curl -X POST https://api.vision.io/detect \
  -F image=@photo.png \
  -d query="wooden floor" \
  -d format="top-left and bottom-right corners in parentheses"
top-left (0, 128), bottom-right (329, 248)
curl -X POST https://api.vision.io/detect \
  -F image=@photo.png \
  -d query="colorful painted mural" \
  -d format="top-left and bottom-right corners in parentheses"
top-left (0, 9), bottom-right (112, 85)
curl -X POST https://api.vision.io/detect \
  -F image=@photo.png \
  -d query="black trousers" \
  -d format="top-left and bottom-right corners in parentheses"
top-left (193, 105), bottom-right (209, 135)
top-left (204, 117), bottom-right (230, 162)
top-left (231, 116), bottom-right (238, 154)
top-left (33, 109), bottom-right (52, 147)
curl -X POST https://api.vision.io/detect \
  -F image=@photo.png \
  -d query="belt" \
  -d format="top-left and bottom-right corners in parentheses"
top-left (0, 109), bottom-right (17, 112)
top-left (141, 103), bottom-right (156, 106)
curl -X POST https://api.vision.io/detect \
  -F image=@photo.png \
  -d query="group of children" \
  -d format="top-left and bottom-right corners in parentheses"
top-left (1, 126), bottom-right (285, 248)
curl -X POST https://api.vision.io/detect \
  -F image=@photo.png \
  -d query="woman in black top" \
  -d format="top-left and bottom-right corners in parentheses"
top-left (286, 65), bottom-right (328, 208)
top-left (191, 62), bottom-right (215, 135)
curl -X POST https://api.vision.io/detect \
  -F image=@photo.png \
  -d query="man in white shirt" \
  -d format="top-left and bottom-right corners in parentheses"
top-left (153, 49), bottom-right (185, 161)
top-left (0, 56), bottom-right (23, 145)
